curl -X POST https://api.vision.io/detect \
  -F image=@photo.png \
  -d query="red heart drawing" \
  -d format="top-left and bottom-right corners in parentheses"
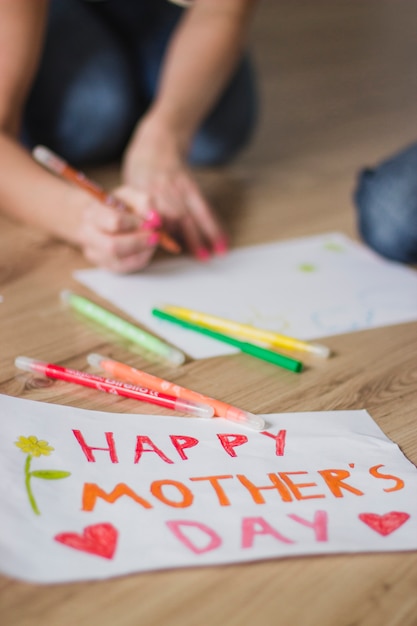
top-left (54, 523), bottom-right (118, 559)
top-left (358, 511), bottom-right (410, 536)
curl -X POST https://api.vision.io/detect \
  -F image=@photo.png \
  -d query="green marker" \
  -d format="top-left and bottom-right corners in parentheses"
top-left (152, 308), bottom-right (303, 373)
top-left (61, 291), bottom-right (185, 366)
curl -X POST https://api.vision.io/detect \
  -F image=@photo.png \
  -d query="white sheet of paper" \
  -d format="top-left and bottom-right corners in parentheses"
top-left (74, 233), bottom-right (417, 359)
top-left (1, 393), bottom-right (416, 584)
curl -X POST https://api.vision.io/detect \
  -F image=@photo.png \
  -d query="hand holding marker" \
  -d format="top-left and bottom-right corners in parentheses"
top-left (32, 145), bottom-right (181, 255)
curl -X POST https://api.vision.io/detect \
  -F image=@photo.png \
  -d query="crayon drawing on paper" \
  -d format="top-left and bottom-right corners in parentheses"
top-left (74, 233), bottom-right (417, 359)
top-left (1, 394), bottom-right (416, 584)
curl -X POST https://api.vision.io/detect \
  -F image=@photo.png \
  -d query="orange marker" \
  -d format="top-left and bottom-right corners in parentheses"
top-left (87, 353), bottom-right (265, 431)
top-left (32, 145), bottom-right (181, 255)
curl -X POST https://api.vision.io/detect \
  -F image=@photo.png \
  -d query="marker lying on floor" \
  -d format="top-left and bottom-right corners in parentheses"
top-left (87, 353), bottom-right (265, 430)
top-left (15, 356), bottom-right (213, 419)
top-left (152, 308), bottom-right (304, 373)
top-left (162, 304), bottom-right (331, 358)
top-left (61, 290), bottom-right (186, 366)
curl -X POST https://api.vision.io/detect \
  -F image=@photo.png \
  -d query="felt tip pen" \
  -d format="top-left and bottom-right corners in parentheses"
top-left (61, 290), bottom-right (186, 366)
top-left (162, 305), bottom-right (331, 359)
top-left (32, 145), bottom-right (181, 255)
top-left (152, 309), bottom-right (304, 373)
top-left (87, 353), bottom-right (265, 431)
top-left (15, 356), bottom-right (214, 419)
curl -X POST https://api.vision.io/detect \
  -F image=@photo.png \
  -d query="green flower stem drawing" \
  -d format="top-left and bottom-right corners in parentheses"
top-left (15, 435), bottom-right (71, 515)
top-left (24, 454), bottom-right (40, 515)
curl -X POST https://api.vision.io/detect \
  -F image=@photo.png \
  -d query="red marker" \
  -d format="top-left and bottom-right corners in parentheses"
top-left (15, 356), bottom-right (213, 419)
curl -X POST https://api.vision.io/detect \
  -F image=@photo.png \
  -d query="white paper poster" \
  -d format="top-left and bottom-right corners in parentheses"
top-left (74, 233), bottom-right (417, 359)
top-left (1, 394), bottom-right (416, 584)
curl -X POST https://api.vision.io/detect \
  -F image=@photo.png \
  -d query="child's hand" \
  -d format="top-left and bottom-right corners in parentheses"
top-left (76, 186), bottom-right (160, 273)
top-left (122, 126), bottom-right (228, 261)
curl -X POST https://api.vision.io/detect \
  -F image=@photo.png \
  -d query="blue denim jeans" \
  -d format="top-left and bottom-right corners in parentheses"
top-left (23, 0), bottom-right (258, 167)
top-left (354, 142), bottom-right (417, 264)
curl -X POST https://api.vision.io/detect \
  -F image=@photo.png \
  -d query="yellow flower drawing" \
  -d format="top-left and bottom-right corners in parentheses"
top-left (15, 435), bottom-right (54, 457)
top-left (15, 434), bottom-right (70, 515)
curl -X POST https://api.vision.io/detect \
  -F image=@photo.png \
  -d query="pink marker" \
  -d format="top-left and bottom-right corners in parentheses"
top-left (15, 357), bottom-right (214, 419)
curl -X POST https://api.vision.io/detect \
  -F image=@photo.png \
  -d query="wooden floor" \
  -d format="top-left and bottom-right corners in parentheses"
top-left (1, 1), bottom-right (416, 625)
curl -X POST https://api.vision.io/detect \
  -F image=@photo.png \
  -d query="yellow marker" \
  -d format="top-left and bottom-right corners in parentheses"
top-left (162, 305), bottom-right (331, 359)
